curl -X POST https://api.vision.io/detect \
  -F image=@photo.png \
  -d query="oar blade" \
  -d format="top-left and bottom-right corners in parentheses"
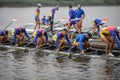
top-left (60, 17), bottom-right (67, 21)
top-left (13, 17), bottom-right (18, 22)
top-left (102, 18), bottom-right (109, 23)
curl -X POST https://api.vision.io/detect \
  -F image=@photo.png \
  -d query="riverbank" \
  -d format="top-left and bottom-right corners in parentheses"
top-left (0, 0), bottom-right (120, 7)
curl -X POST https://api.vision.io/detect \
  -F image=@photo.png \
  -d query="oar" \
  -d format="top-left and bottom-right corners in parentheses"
top-left (45, 17), bottom-right (67, 31)
top-left (53, 17), bottom-right (66, 25)
top-left (86, 27), bottom-right (94, 33)
top-left (85, 18), bottom-right (109, 33)
top-left (3, 17), bottom-right (18, 31)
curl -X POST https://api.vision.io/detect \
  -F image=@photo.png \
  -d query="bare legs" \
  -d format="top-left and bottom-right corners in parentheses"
top-left (101, 35), bottom-right (114, 56)
top-left (34, 21), bottom-right (40, 31)
top-left (15, 33), bottom-right (25, 47)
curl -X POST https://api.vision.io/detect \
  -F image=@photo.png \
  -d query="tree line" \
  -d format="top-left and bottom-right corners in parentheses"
top-left (0, 0), bottom-right (120, 7)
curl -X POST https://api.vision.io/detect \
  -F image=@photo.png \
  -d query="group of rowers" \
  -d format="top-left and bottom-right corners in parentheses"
top-left (0, 4), bottom-right (120, 57)
top-left (33, 4), bottom-right (120, 57)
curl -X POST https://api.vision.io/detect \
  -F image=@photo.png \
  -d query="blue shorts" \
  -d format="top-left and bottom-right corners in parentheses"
top-left (69, 21), bottom-right (76, 26)
top-left (35, 16), bottom-right (40, 21)
top-left (76, 19), bottom-right (81, 22)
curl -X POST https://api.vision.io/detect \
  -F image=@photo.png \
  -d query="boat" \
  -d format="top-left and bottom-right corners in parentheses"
top-left (0, 41), bottom-right (120, 61)
top-left (0, 37), bottom-right (120, 56)
top-left (2, 23), bottom-right (120, 59)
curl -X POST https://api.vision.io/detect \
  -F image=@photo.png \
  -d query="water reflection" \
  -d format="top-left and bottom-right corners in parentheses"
top-left (0, 49), bottom-right (120, 80)
top-left (106, 59), bottom-right (120, 79)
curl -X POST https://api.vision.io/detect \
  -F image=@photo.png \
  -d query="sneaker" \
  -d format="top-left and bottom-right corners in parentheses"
top-left (108, 53), bottom-right (114, 57)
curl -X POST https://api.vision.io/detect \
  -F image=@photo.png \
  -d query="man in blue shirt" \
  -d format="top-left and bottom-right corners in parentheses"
top-left (12, 27), bottom-right (30, 47)
top-left (33, 29), bottom-right (48, 48)
top-left (41, 16), bottom-right (46, 25)
top-left (75, 4), bottom-right (85, 34)
top-left (52, 29), bottom-right (72, 52)
top-left (49, 6), bottom-right (59, 34)
top-left (50, 6), bottom-right (59, 21)
top-left (73, 33), bottom-right (91, 54)
top-left (0, 30), bottom-right (9, 43)
top-left (67, 5), bottom-right (77, 33)
top-left (92, 18), bottom-right (108, 35)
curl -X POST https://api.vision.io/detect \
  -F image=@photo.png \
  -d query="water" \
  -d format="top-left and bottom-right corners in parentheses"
top-left (0, 48), bottom-right (120, 80)
top-left (0, 6), bottom-right (120, 28)
top-left (0, 6), bottom-right (120, 80)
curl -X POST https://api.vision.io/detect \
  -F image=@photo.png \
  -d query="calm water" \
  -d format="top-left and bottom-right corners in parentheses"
top-left (0, 48), bottom-right (120, 80)
top-left (0, 6), bottom-right (120, 28)
top-left (0, 6), bottom-right (120, 80)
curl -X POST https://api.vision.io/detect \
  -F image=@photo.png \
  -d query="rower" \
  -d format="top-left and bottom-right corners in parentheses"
top-left (91, 18), bottom-right (108, 36)
top-left (52, 29), bottom-right (72, 52)
top-left (41, 15), bottom-right (46, 25)
top-left (75, 4), bottom-right (85, 34)
top-left (34, 3), bottom-right (42, 31)
top-left (33, 29), bottom-right (48, 48)
top-left (73, 33), bottom-right (92, 55)
top-left (100, 26), bottom-right (120, 57)
top-left (67, 5), bottom-right (81, 34)
top-left (46, 16), bottom-right (51, 26)
top-left (11, 27), bottom-right (30, 47)
top-left (50, 5), bottom-right (59, 21)
top-left (49, 6), bottom-right (59, 34)
top-left (0, 30), bottom-right (9, 43)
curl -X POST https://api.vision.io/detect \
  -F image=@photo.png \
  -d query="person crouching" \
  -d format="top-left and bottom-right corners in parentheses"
top-left (0, 30), bottom-right (9, 43)
top-left (53, 29), bottom-right (72, 52)
top-left (33, 29), bottom-right (48, 48)
top-left (11, 27), bottom-right (30, 47)
top-left (73, 33), bottom-right (92, 54)
top-left (100, 26), bottom-right (120, 57)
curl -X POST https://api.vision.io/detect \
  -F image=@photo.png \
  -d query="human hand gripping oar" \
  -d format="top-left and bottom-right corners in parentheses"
top-left (3, 17), bottom-right (18, 31)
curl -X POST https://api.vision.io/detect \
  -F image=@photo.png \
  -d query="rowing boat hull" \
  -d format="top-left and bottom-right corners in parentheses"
top-left (0, 45), bottom-right (120, 61)
top-left (1, 38), bottom-right (120, 54)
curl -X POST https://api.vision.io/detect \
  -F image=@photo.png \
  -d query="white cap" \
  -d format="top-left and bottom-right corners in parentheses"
top-left (77, 4), bottom-right (81, 7)
top-left (37, 4), bottom-right (42, 6)
top-left (117, 26), bottom-right (120, 31)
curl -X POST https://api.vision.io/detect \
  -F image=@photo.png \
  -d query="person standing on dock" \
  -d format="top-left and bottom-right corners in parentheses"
top-left (73, 33), bottom-right (92, 55)
top-left (100, 26), bottom-right (120, 57)
top-left (75, 4), bottom-right (85, 34)
top-left (49, 6), bottom-right (59, 34)
top-left (67, 5), bottom-right (76, 33)
top-left (0, 30), bottom-right (9, 43)
top-left (11, 27), bottom-right (31, 47)
top-left (34, 4), bottom-right (42, 31)
top-left (50, 6), bottom-right (59, 21)
top-left (52, 29), bottom-right (72, 52)
top-left (33, 29), bottom-right (48, 49)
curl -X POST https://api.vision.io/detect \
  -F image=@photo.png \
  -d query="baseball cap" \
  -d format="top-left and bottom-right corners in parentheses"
top-left (37, 4), bottom-right (42, 6)
top-left (77, 4), bottom-right (81, 7)
top-left (117, 26), bottom-right (120, 31)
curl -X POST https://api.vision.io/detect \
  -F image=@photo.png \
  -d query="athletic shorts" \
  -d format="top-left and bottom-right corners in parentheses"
top-left (35, 16), bottom-right (40, 21)
top-left (73, 41), bottom-right (78, 47)
top-left (52, 34), bottom-right (57, 41)
top-left (76, 19), bottom-right (81, 23)
top-left (32, 31), bottom-right (36, 37)
top-left (11, 29), bottom-right (14, 36)
top-left (69, 21), bottom-right (76, 26)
